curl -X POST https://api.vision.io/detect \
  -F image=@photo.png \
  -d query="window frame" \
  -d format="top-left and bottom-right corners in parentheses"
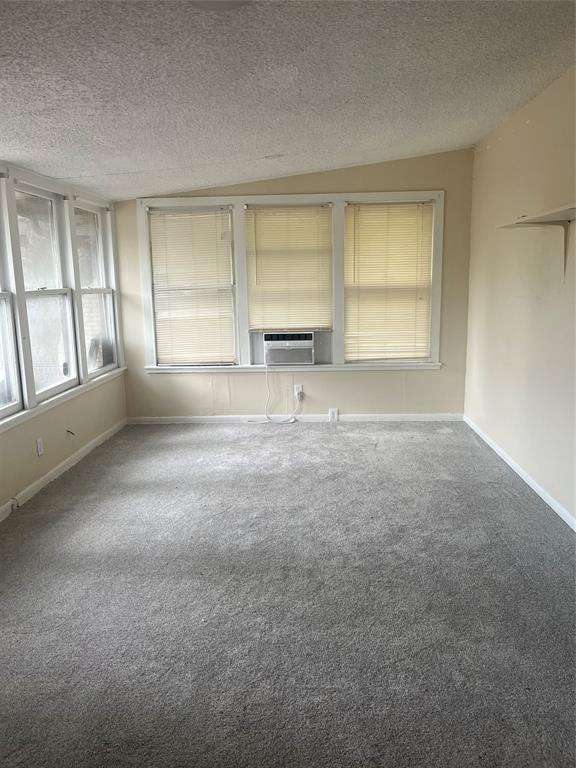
top-left (148, 205), bottom-right (238, 366)
top-left (138, 191), bottom-right (444, 372)
top-left (25, 286), bottom-right (79, 402)
top-left (343, 200), bottom-right (437, 363)
top-left (0, 165), bottom-right (124, 427)
top-left (15, 185), bottom-right (80, 401)
top-left (244, 203), bottom-right (334, 332)
top-left (0, 291), bottom-right (22, 419)
top-left (74, 202), bottom-right (119, 379)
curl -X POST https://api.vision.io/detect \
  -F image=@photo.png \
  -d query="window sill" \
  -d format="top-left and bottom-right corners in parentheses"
top-left (0, 367), bottom-right (126, 435)
top-left (145, 362), bottom-right (442, 373)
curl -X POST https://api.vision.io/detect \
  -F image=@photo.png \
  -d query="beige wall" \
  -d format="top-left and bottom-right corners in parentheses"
top-left (0, 373), bottom-right (126, 510)
top-left (465, 68), bottom-right (575, 519)
top-left (116, 148), bottom-right (473, 418)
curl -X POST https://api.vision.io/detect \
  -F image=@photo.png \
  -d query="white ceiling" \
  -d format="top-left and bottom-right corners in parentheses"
top-left (0, 1), bottom-right (573, 201)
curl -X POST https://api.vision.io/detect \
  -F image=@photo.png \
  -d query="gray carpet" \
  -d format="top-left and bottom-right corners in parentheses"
top-left (0, 422), bottom-right (574, 768)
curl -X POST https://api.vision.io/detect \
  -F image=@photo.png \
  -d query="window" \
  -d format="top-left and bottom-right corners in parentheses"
top-left (344, 202), bottom-right (434, 362)
top-left (0, 167), bottom-right (122, 427)
top-left (74, 208), bottom-right (117, 375)
top-left (245, 205), bottom-right (332, 330)
top-left (0, 293), bottom-right (20, 418)
top-left (139, 193), bottom-right (442, 370)
top-left (0, 208), bottom-right (21, 419)
top-left (16, 190), bottom-right (78, 399)
top-left (149, 209), bottom-right (235, 365)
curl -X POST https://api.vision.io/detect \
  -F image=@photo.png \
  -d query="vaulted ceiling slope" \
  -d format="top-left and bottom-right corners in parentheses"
top-left (0, 1), bottom-right (573, 200)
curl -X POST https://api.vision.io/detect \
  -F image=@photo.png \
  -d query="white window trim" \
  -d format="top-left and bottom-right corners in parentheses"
top-left (16, 187), bottom-right (79, 400)
top-left (138, 191), bottom-right (444, 372)
top-left (25, 287), bottom-right (80, 403)
top-left (0, 292), bottom-right (22, 419)
top-left (0, 164), bottom-right (125, 424)
top-left (144, 362), bottom-right (441, 373)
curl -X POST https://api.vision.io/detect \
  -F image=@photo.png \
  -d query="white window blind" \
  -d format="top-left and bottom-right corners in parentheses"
top-left (344, 202), bottom-right (434, 362)
top-left (245, 205), bottom-right (332, 330)
top-left (149, 209), bottom-right (236, 365)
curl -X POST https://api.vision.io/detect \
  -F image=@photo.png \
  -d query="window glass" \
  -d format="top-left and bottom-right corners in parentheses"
top-left (75, 208), bottom-right (104, 288)
top-left (26, 294), bottom-right (77, 394)
top-left (82, 292), bottom-right (116, 373)
top-left (0, 298), bottom-right (20, 411)
top-left (16, 192), bottom-right (61, 290)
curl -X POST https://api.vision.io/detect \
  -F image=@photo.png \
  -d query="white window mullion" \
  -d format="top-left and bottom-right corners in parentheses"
top-left (62, 196), bottom-right (89, 383)
top-left (331, 201), bottom-right (345, 365)
top-left (233, 203), bottom-right (250, 365)
top-left (0, 175), bottom-right (37, 408)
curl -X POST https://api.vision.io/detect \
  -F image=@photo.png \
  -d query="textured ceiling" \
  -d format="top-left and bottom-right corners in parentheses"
top-left (0, 0), bottom-right (574, 201)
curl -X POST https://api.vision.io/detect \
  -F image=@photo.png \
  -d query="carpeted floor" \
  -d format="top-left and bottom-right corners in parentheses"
top-left (0, 422), bottom-right (574, 768)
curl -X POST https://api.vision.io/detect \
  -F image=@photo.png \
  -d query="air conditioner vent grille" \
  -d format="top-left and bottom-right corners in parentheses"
top-left (263, 331), bottom-right (315, 365)
top-left (264, 333), bottom-right (313, 342)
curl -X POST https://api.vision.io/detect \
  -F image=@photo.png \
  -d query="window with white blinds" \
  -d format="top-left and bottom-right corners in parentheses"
top-left (344, 202), bottom-right (434, 362)
top-left (149, 209), bottom-right (236, 365)
top-left (245, 205), bottom-right (332, 330)
top-left (139, 193), bottom-right (442, 370)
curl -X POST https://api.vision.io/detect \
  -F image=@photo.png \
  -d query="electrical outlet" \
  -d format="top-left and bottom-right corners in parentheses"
top-left (36, 437), bottom-right (44, 456)
top-left (294, 384), bottom-right (304, 401)
top-left (328, 408), bottom-right (339, 422)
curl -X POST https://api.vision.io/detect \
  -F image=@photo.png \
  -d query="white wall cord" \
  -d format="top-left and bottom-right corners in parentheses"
top-left (264, 364), bottom-right (301, 424)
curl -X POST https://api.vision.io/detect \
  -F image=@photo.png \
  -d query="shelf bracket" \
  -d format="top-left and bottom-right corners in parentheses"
top-left (499, 205), bottom-right (575, 279)
top-left (558, 221), bottom-right (570, 278)
top-left (501, 220), bottom-right (571, 278)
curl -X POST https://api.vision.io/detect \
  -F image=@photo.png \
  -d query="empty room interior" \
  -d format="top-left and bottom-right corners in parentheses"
top-left (0, 1), bottom-right (575, 766)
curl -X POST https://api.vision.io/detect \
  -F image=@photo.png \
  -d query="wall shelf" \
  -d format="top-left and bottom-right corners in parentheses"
top-left (499, 204), bottom-right (576, 227)
top-left (498, 204), bottom-right (575, 276)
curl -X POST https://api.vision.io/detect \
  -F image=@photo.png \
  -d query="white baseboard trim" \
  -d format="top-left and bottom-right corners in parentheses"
top-left (0, 499), bottom-right (13, 523)
top-left (463, 415), bottom-right (575, 532)
top-left (127, 413), bottom-right (463, 425)
top-left (338, 413), bottom-right (462, 422)
top-left (0, 419), bottom-right (127, 525)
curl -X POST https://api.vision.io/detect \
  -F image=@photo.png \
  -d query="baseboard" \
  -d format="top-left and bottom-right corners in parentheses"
top-left (0, 499), bottom-right (13, 523)
top-left (0, 419), bottom-right (127, 525)
top-left (463, 415), bottom-right (575, 532)
top-left (338, 413), bottom-right (462, 422)
top-left (127, 413), bottom-right (463, 425)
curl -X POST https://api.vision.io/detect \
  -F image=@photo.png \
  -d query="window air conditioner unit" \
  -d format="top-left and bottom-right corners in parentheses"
top-left (263, 332), bottom-right (314, 366)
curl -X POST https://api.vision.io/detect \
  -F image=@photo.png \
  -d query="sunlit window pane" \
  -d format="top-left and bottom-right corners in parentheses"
top-left (16, 192), bottom-right (61, 291)
top-left (0, 298), bottom-right (20, 411)
top-left (26, 294), bottom-right (77, 394)
top-left (75, 209), bottom-right (104, 288)
top-left (82, 292), bottom-right (116, 373)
